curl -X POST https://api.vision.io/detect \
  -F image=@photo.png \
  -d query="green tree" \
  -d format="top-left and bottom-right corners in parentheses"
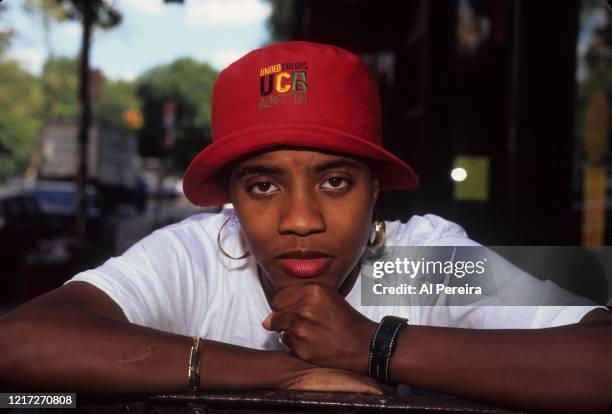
top-left (39, 56), bottom-right (139, 128)
top-left (23, 1), bottom-right (130, 125)
top-left (0, 5), bottom-right (45, 182)
top-left (0, 61), bottom-right (44, 182)
top-left (95, 77), bottom-right (139, 129)
top-left (0, 4), bottom-right (12, 57)
top-left (137, 58), bottom-right (217, 173)
top-left (41, 56), bottom-right (79, 119)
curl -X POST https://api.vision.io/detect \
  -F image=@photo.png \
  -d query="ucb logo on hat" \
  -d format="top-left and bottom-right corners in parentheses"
top-left (259, 61), bottom-right (309, 110)
top-left (183, 41), bottom-right (420, 207)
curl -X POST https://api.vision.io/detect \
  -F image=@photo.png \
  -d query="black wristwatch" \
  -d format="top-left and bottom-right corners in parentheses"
top-left (368, 315), bottom-right (409, 385)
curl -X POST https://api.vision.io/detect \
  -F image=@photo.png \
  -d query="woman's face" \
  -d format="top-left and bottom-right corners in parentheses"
top-left (229, 149), bottom-right (379, 293)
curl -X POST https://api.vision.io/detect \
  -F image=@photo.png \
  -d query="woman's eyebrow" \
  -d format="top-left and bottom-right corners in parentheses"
top-left (236, 165), bottom-right (283, 178)
top-left (312, 159), bottom-right (362, 173)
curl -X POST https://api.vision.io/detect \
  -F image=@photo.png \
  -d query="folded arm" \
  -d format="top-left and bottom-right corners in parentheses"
top-left (0, 282), bottom-right (379, 394)
top-left (389, 309), bottom-right (612, 413)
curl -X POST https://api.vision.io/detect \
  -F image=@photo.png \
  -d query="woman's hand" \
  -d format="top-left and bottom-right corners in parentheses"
top-left (262, 283), bottom-right (378, 374)
top-left (277, 367), bottom-right (383, 394)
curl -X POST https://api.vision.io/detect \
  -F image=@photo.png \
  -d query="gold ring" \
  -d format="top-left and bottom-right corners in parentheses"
top-left (278, 331), bottom-right (289, 351)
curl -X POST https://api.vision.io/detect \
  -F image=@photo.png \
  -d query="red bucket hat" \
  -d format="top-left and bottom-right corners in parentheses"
top-left (183, 41), bottom-right (419, 207)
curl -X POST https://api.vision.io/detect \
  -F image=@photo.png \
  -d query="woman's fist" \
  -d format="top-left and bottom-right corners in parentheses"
top-left (263, 283), bottom-right (378, 374)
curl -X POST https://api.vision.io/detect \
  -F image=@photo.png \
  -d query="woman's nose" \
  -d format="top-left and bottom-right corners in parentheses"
top-left (278, 190), bottom-right (326, 236)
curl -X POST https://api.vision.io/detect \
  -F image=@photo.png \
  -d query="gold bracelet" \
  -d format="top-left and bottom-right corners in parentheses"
top-left (187, 336), bottom-right (203, 392)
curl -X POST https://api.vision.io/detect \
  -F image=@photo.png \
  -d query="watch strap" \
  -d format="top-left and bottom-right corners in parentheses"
top-left (368, 315), bottom-right (408, 384)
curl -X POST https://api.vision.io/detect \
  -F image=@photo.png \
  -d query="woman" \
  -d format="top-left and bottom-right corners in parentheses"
top-left (0, 41), bottom-right (610, 412)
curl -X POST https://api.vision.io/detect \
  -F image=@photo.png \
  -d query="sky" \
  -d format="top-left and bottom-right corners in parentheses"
top-left (3, 0), bottom-right (604, 81)
top-left (2, 0), bottom-right (273, 80)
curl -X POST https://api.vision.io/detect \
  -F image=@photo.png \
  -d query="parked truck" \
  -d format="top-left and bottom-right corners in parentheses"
top-left (37, 119), bottom-right (145, 214)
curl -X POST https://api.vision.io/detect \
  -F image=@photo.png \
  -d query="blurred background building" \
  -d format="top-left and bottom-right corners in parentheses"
top-left (267, 0), bottom-right (612, 248)
top-left (0, 0), bottom-right (610, 311)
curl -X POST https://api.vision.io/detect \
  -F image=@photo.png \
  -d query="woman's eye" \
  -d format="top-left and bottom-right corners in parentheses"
top-left (321, 177), bottom-right (351, 189)
top-left (249, 182), bottom-right (279, 195)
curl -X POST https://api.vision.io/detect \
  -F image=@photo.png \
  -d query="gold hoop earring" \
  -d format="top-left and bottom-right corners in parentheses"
top-left (217, 216), bottom-right (252, 260)
top-left (367, 210), bottom-right (386, 248)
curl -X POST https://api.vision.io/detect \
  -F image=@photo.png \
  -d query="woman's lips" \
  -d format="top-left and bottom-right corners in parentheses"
top-left (278, 257), bottom-right (333, 278)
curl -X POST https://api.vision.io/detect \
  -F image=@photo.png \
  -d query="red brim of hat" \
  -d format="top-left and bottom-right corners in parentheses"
top-left (183, 123), bottom-right (420, 207)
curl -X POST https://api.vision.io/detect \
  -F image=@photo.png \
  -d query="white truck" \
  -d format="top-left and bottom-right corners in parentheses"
top-left (38, 120), bottom-right (139, 189)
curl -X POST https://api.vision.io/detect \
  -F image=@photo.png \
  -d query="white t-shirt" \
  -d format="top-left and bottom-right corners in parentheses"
top-left (64, 209), bottom-right (604, 353)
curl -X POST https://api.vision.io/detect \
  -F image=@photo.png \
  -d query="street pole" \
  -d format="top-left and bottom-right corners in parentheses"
top-left (76, 0), bottom-right (93, 239)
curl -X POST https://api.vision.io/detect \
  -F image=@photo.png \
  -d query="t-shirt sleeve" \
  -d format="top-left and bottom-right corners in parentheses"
top-left (437, 251), bottom-right (608, 329)
top-left (389, 214), bottom-right (608, 329)
top-left (439, 239), bottom-right (607, 329)
top-left (63, 227), bottom-right (199, 335)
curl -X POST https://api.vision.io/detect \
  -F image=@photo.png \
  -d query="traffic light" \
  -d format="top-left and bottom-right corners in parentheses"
top-left (123, 109), bottom-right (144, 129)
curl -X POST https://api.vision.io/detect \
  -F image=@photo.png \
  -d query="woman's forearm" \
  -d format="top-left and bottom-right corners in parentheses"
top-left (390, 321), bottom-right (612, 413)
top-left (0, 302), bottom-right (310, 394)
